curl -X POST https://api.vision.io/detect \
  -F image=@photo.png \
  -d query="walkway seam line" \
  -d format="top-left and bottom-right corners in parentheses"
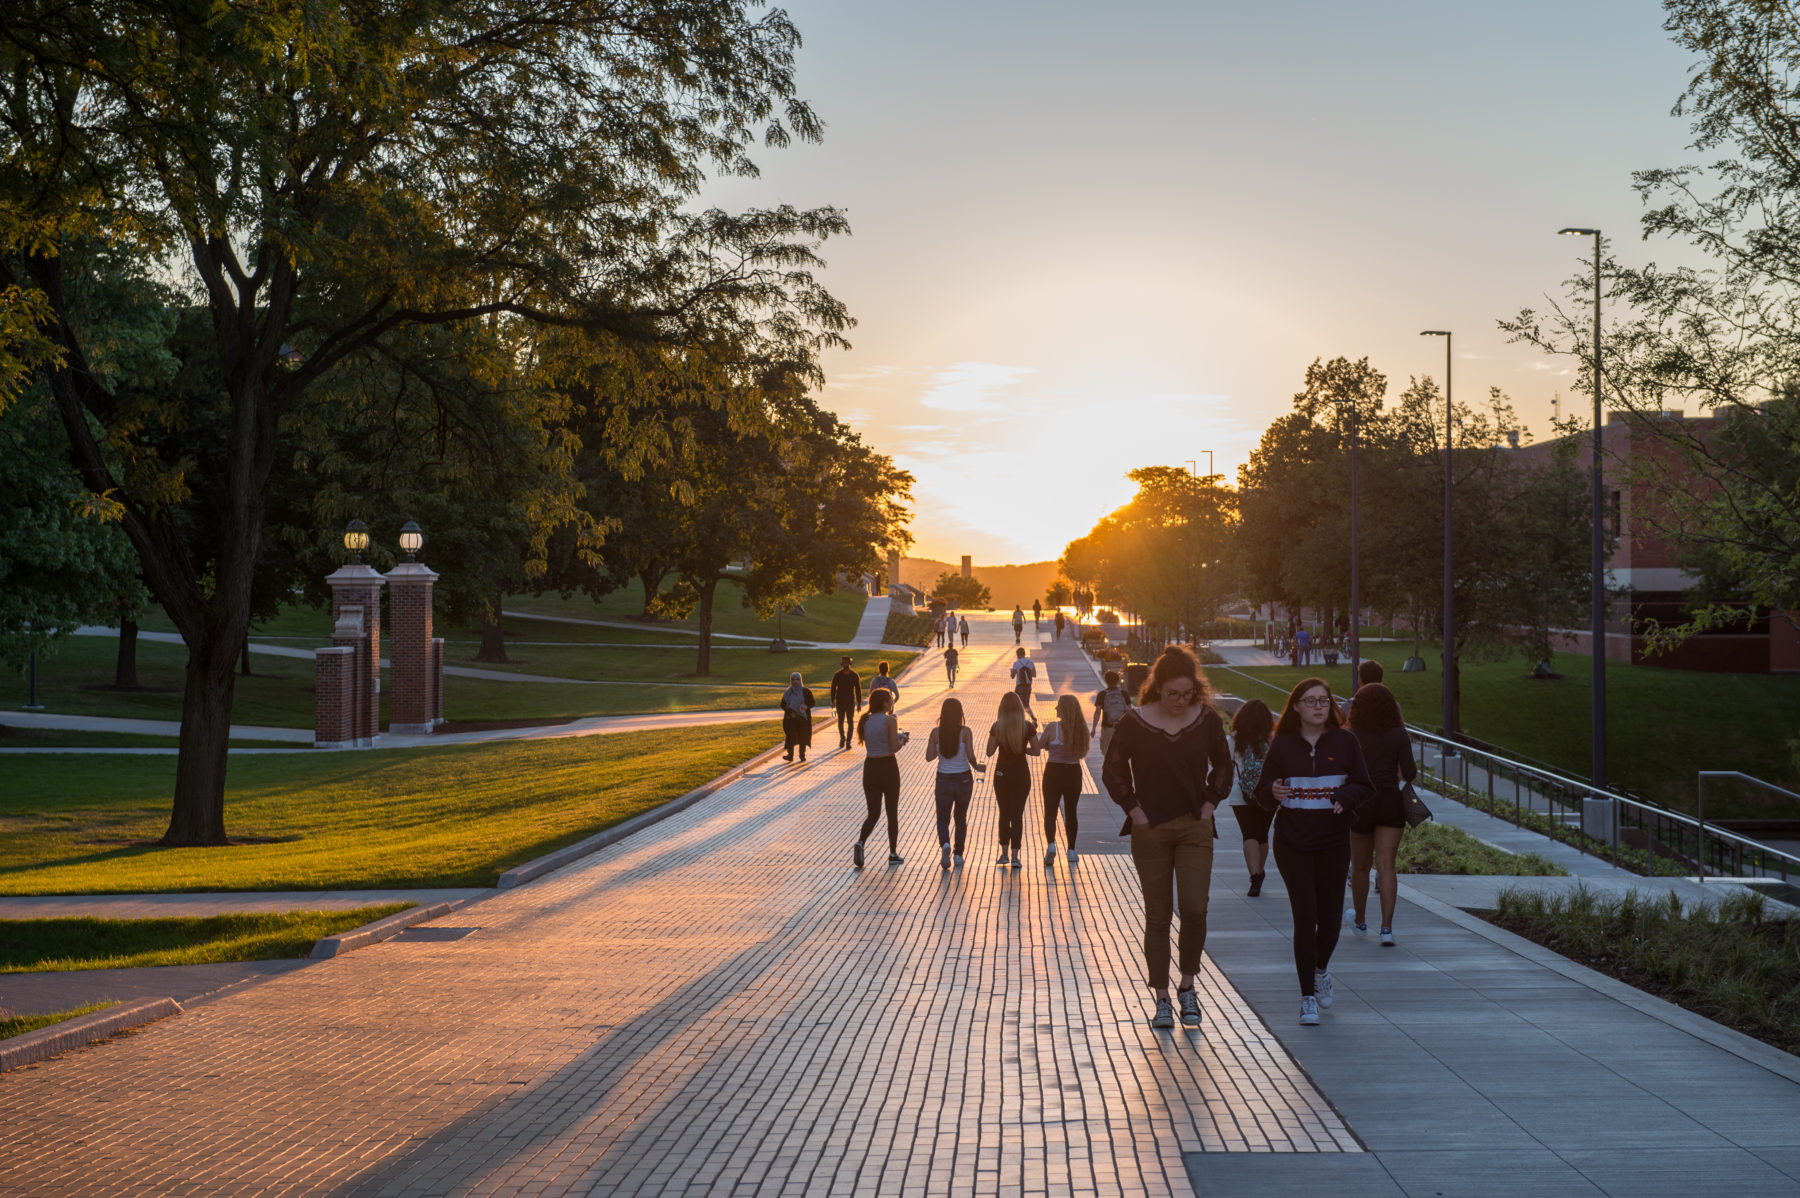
top-left (0, 997), bottom-right (183, 1074)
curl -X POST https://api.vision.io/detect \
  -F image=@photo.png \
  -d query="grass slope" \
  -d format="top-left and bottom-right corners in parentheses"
top-left (502, 580), bottom-right (870, 643)
top-left (0, 1002), bottom-right (119, 1041)
top-left (0, 723), bottom-right (781, 893)
top-left (1394, 821), bottom-right (1565, 876)
top-left (0, 906), bottom-right (410, 972)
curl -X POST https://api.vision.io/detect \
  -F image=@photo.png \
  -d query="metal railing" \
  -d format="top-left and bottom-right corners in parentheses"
top-left (1696, 772), bottom-right (1800, 885)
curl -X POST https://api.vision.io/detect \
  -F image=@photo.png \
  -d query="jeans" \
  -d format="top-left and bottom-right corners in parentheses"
top-left (1129, 813), bottom-right (1215, 989)
top-left (836, 703), bottom-right (856, 746)
top-left (1273, 832), bottom-right (1351, 995)
top-left (934, 770), bottom-right (974, 853)
top-left (860, 756), bottom-right (901, 852)
top-left (993, 763), bottom-right (1030, 850)
top-left (1041, 761), bottom-right (1082, 845)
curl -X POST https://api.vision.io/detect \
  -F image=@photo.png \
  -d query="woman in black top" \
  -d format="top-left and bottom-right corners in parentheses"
top-left (1252, 677), bottom-right (1372, 1027)
top-left (1347, 683), bottom-right (1417, 946)
top-left (985, 691), bottom-right (1040, 867)
top-left (1101, 645), bottom-right (1234, 1032)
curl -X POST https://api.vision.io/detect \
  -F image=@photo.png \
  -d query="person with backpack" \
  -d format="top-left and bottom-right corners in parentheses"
top-left (1011, 605), bottom-right (1025, 644)
top-left (1036, 694), bottom-right (1089, 867)
top-left (852, 689), bottom-right (910, 868)
top-left (1009, 646), bottom-right (1037, 714)
top-left (1090, 670), bottom-right (1133, 758)
top-left (986, 691), bottom-right (1040, 867)
top-left (1100, 645), bottom-right (1233, 1030)
top-left (778, 671), bottom-right (816, 763)
top-left (944, 643), bottom-right (960, 688)
top-left (1252, 677), bottom-right (1373, 1026)
top-left (925, 697), bottom-right (985, 869)
top-left (829, 655), bottom-right (863, 751)
top-left (959, 614), bottom-right (970, 647)
top-left (1226, 699), bottom-right (1276, 896)
top-left (870, 660), bottom-right (899, 706)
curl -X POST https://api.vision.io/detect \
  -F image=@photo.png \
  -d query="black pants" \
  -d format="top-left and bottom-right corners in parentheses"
top-left (934, 771), bottom-right (974, 852)
top-left (1041, 762), bottom-right (1081, 844)
top-left (1273, 832), bottom-right (1351, 995)
top-left (1013, 623), bottom-right (1022, 643)
top-left (993, 764), bottom-right (1030, 850)
top-left (860, 756), bottom-right (901, 852)
top-left (835, 703), bottom-right (856, 746)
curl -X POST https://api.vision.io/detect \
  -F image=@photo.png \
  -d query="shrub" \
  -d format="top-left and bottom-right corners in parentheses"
top-left (1395, 821), bottom-right (1565, 876)
top-left (881, 610), bottom-right (934, 647)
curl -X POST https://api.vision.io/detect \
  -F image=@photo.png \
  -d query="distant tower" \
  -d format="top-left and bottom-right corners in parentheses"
top-left (961, 555), bottom-right (972, 579)
top-left (888, 548), bottom-right (901, 590)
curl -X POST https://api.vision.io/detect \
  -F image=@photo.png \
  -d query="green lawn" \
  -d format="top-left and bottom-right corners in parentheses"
top-left (502, 579), bottom-right (870, 643)
top-left (0, 1002), bottom-right (118, 1041)
top-left (0, 723), bottom-right (782, 893)
top-left (1394, 821), bottom-right (1565, 876)
top-left (0, 906), bottom-right (410, 972)
top-left (1218, 656), bottom-right (1800, 812)
top-left (438, 645), bottom-right (906, 688)
top-left (0, 725), bottom-right (298, 750)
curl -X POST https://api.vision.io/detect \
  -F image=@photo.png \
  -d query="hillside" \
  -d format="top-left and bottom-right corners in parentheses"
top-left (899, 557), bottom-right (1062, 608)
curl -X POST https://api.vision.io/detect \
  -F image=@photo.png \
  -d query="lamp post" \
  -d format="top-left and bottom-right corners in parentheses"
top-left (399, 519), bottom-right (424, 563)
top-left (1345, 395), bottom-right (1360, 686)
top-left (1420, 331), bottom-right (1457, 752)
top-left (343, 518), bottom-right (370, 564)
top-left (1559, 227), bottom-right (1608, 791)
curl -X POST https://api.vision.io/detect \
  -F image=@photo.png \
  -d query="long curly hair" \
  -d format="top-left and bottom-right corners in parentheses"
top-left (1229, 698), bottom-right (1274, 757)
top-left (1347, 682), bottom-right (1404, 735)
top-left (1140, 643), bottom-right (1212, 708)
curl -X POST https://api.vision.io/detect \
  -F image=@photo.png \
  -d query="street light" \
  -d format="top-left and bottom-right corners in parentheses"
top-left (398, 520), bottom-right (424, 563)
top-left (1559, 226), bottom-right (1608, 792)
top-left (1343, 394), bottom-right (1360, 686)
top-left (1420, 330), bottom-right (1457, 752)
top-left (343, 518), bottom-right (370, 564)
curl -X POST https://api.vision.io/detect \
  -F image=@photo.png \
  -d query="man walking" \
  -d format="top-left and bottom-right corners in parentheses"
top-left (1032, 598), bottom-right (1042, 628)
top-left (1010, 646), bottom-right (1037, 713)
top-left (1090, 669), bottom-right (1133, 758)
top-left (829, 655), bottom-right (862, 750)
top-left (1053, 610), bottom-right (1066, 641)
top-left (1012, 605), bottom-right (1025, 644)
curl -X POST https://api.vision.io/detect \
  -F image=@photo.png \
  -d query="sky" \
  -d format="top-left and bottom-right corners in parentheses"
top-left (700, 1), bottom-right (1701, 565)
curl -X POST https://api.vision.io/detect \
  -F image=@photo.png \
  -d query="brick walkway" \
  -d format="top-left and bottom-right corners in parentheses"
top-left (0, 614), bottom-right (1349, 1198)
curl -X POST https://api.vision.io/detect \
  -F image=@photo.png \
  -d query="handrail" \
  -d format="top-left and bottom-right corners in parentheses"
top-left (1696, 771), bottom-right (1800, 884)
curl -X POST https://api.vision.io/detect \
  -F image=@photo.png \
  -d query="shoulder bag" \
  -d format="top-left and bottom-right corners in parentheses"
top-left (1400, 780), bottom-right (1433, 828)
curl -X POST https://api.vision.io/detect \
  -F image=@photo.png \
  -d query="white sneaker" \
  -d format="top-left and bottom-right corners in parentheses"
top-left (1066, 849), bottom-right (1079, 866)
top-left (1300, 996), bottom-right (1320, 1026)
top-left (1314, 971), bottom-right (1334, 1009)
top-left (1151, 998), bottom-right (1175, 1029)
top-left (1350, 920), bottom-right (1368, 937)
top-left (1380, 927), bottom-right (1395, 947)
top-left (1043, 844), bottom-right (1056, 866)
top-left (941, 843), bottom-right (952, 870)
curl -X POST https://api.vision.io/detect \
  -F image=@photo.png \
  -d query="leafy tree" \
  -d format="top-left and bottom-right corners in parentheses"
top-left (1044, 579), bottom-right (1073, 608)
top-left (2, 0), bottom-right (846, 843)
top-left (932, 571), bottom-right (991, 609)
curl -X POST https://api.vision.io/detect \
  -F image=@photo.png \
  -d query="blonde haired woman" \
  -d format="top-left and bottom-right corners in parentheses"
top-left (1035, 694), bottom-right (1090, 867)
top-left (986, 691), bottom-right (1040, 867)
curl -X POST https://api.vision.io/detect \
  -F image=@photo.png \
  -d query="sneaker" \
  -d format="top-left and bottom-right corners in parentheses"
top-left (996, 852), bottom-right (1011, 866)
top-left (1043, 844), bottom-right (1056, 867)
top-left (953, 853), bottom-right (964, 867)
top-left (888, 853), bottom-right (904, 865)
top-left (1351, 921), bottom-right (1368, 937)
top-left (1380, 927), bottom-right (1395, 947)
top-left (1300, 996), bottom-right (1320, 1026)
top-left (1315, 971), bottom-right (1334, 1009)
top-left (1248, 872), bottom-right (1264, 897)
top-left (1066, 849), bottom-right (1079, 866)
top-left (783, 753), bottom-right (794, 762)
top-left (1009, 852), bottom-right (1022, 869)
top-left (941, 843), bottom-right (953, 870)
top-left (1177, 987), bottom-right (1202, 1028)
top-left (1151, 998), bottom-right (1175, 1029)
top-left (853, 842), bottom-right (865, 869)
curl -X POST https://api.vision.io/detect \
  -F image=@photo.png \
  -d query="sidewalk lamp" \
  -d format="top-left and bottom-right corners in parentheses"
top-left (1558, 226), bottom-right (1608, 792)
top-left (399, 520), bottom-right (424, 563)
top-left (1420, 330), bottom-right (1457, 753)
top-left (343, 518), bottom-right (370, 564)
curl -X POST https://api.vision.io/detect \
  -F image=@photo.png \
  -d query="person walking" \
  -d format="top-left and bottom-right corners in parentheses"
top-left (779, 671), bottom-right (816, 763)
top-left (829, 655), bottom-right (863, 751)
top-left (1101, 644), bottom-right (1233, 1030)
top-left (944, 643), bottom-right (960, 688)
top-left (1009, 646), bottom-right (1037, 716)
top-left (1346, 682), bottom-right (1417, 945)
top-left (1090, 669), bottom-right (1133, 758)
top-left (1225, 699), bottom-right (1275, 896)
top-left (1032, 598), bottom-right (1042, 628)
top-left (1295, 626), bottom-right (1312, 667)
top-left (852, 690), bottom-right (910, 868)
top-left (1036, 694), bottom-right (1089, 867)
top-left (986, 692), bottom-right (1040, 867)
top-left (870, 660), bottom-right (899, 707)
top-left (1252, 677), bottom-right (1373, 1026)
top-left (925, 697), bottom-right (985, 869)
top-left (1011, 605), bottom-right (1025, 644)
top-left (959, 614), bottom-right (970, 647)
top-left (1053, 610), bottom-right (1066, 641)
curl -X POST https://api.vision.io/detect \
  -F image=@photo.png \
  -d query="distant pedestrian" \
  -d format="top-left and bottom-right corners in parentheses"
top-left (959, 615), bottom-right (970, 647)
top-left (1253, 677), bottom-right (1373, 1026)
top-left (852, 690), bottom-right (909, 869)
top-left (1356, 659), bottom-right (1383, 689)
top-left (1296, 627), bottom-right (1312, 667)
top-left (1009, 646), bottom-right (1037, 714)
top-left (1053, 610), bottom-right (1066, 640)
top-left (1101, 644), bottom-right (1233, 1030)
top-left (1090, 669), bottom-right (1133, 758)
top-left (944, 644), bottom-right (960, 688)
top-left (779, 671), bottom-right (816, 763)
top-left (1032, 599), bottom-right (1042, 628)
top-left (926, 697), bottom-right (985, 869)
top-left (1225, 699), bottom-right (1275, 897)
top-left (1035, 694), bottom-right (1089, 867)
top-left (986, 692), bottom-right (1040, 867)
top-left (870, 660), bottom-right (899, 706)
top-left (1346, 682), bottom-right (1416, 946)
top-left (830, 655), bottom-right (863, 751)
top-left (1012, 605), bottom-right (1025, 644)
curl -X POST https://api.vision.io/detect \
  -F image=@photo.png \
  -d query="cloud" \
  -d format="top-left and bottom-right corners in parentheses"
top-left (916, 361), bottom-right (1038, 413)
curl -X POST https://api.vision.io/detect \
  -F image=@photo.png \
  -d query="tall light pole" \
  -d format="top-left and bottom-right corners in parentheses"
top-left (1421, 330), bottom-right (1456, 750)
top-left (1559, 227), bottom-right (1607, 791)
top-left (1347, 395), bottom-right (1360, 686)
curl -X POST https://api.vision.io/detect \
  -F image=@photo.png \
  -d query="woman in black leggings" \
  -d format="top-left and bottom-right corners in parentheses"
top-left (852, 690), bottom-right (909, 868)
top-left (986, 691), bottom-right (1039, 868)
top-left (1035, 693), bottom-right (1089, 868)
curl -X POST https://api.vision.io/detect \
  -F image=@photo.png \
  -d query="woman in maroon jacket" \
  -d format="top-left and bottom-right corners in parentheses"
top-left (1101, 645), bottom-right (1234, 1031)
top-left (1253, 677), bottom-right (1373, 1026)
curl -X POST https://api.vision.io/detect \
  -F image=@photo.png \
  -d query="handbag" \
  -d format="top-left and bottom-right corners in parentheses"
top-left (1401, 781), bottom-right (1433, 828)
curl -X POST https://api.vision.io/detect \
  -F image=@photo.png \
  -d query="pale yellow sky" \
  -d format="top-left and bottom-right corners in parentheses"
top-left (704, 1), bottom-right (1697, 564)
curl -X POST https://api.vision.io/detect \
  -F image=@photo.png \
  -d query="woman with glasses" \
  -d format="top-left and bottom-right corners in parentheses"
top-left (1252, 677), bottom-right (1373, 1027)
top-left (1100, 644), bottom-right (1234, 1031)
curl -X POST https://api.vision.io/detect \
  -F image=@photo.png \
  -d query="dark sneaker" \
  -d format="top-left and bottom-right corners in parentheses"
top-left (941, 843), bottom-right (952, 870)
top-left (1151, 999), bottom-right (1175, 1029)
top-left (853, 843), bottom-right (864, 870)
top-left (1247, 872), bottom-right (1264, 897)
top-left (1177, 987), bottom-right (1202, 1028)
top-left (888, 853), bottom-right (904, 865)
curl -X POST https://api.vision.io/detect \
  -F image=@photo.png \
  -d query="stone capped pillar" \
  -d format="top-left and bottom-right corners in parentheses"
top-left (312, 645), bottom-right (357, 748)
top-left (887, 549), bottom-right (901, 593)
top-left (384, 561), bottom-right (440, 734)
top-left (324, 563), bottom-right (384, 747)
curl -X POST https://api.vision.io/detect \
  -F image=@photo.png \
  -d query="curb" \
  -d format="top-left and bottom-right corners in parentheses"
top-left (1398, 882), bottom-right (1800, 1085)
top-left (309, 900), bottom-right (462, 958)
top-left (0, 997), bottom-right (182, 1073)
top-left (496, 740), bottom-right (791, 889)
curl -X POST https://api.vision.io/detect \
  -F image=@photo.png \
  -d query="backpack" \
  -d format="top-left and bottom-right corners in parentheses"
top-left (1100, 686), bottom-right (1130, 725)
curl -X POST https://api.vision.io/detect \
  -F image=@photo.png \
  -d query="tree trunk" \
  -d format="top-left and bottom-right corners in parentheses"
top-left (164, 634), bottom-right (238, 845)
top-left (239, 636), bottom-right (254, 676)
top-left (475, 597), bottom-right (509, 663)
top-left (695, 578), bottom-right (717, 677)
top-left (638, 565), bottom-right (666, 617)
top-left (114, 619), bottom-right (139, 689)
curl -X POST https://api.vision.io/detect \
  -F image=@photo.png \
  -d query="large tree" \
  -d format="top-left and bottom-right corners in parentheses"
top-left (1, 0), bottom-right (847, 843)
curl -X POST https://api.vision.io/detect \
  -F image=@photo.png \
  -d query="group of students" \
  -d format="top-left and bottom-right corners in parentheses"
top-left (934, 613), bottom-right (970, 649)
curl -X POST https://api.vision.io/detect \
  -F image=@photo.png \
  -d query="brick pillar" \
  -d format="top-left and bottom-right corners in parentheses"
top-left (324, 564), bottom-right (384, 747)
top-left (430, 637), bottom-right (445, 726)
top-left (313, 646), bottom-right (357, 748)
top-left (384, 562), bottom-right (440, 734)
top-left (960, 555), bottom-right (971, 579)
